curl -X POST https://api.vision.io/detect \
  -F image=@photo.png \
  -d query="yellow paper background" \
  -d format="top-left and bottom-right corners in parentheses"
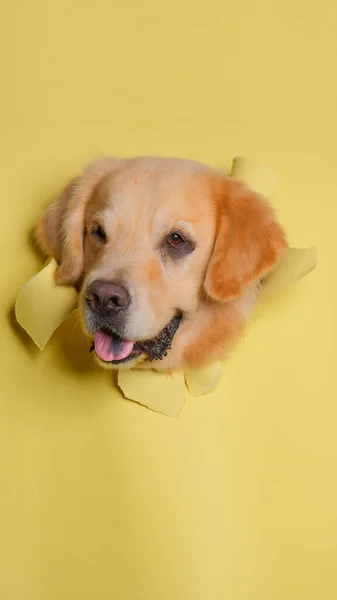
top-left (1, 1), bottom-right (336, 598)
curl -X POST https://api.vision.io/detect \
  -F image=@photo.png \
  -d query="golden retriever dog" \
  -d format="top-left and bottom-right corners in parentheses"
top-left (36, 156), bottom-right (287, 371)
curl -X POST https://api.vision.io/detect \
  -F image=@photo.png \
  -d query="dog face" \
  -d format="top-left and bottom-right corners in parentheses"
top-left (37, 156), bottom-right (287, 371)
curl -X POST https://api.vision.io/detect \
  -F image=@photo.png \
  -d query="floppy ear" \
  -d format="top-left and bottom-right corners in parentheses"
top-left (204, 179), bottom-right (288, 302)
top-left (36, 179), bottom-right (80, 284)
top-left (35, 157), bottom-right (120, 285)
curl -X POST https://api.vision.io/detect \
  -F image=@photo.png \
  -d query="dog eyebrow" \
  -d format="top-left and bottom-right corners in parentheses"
top-left (94, 209), bottom-right (114, 222)
top-left (90, 208), bottom-right (122, 232)
top-left (173, 221), bottom-right (196, 237)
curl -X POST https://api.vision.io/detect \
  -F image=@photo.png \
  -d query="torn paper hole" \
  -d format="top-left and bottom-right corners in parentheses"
top-left (14, 156), bottom-right (317, 415)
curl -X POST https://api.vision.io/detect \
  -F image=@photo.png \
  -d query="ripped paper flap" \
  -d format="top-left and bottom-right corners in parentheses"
top-left (260, 246), bottom-right (317, 301)
top-left (118, 369), bottom-right (186, 417)
top-left (15, 259), bottom-right (77, 350)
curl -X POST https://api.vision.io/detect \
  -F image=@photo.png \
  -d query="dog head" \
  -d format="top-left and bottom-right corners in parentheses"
top-left (36, 156), bottom-right (287, 370)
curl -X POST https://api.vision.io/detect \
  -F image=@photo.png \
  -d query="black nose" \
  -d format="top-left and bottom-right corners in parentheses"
top-left (86, 280), bottom-right (131, 316)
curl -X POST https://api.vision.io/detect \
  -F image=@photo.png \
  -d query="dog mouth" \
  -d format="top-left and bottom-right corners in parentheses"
top-left (89, 313), bottom-right (183, 365)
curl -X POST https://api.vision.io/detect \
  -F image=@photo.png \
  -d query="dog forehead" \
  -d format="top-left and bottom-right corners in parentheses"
top-left (95, 165), bottom-right (214, 220)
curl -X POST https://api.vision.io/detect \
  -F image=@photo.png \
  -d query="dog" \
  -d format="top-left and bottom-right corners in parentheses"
top-left (36, 156), bottom-right (287, 371)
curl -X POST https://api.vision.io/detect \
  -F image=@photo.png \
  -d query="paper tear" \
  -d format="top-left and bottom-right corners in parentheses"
top-left (118, 369), bottom-right (186, 417)
top-left (15, 259), bottom-right (77, 349)
top-left (185, 361), bottom-right (223, 396)
top-left (260, 246), bottom-right (317, 301)
top-left (14, 156), bottom-right (317, 415)
top-left (231, 156), bottom-right (280, 196)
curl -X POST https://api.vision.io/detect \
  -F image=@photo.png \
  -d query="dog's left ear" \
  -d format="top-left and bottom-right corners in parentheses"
top-left (204, 179), bottom-right (288, 302)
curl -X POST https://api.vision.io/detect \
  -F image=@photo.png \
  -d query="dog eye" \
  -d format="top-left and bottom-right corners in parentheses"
top-left (167, 232), bottom-right (185, 247)
top-left (164, 230), bottom-right (196, 260)
top-left (91, 225), bottom-right (107, 243)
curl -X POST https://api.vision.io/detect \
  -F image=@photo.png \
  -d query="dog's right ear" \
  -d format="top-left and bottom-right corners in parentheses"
top-left (36, 180), bottom-right (78, 282)
top-left (35, 157), bottom-right (120, 286)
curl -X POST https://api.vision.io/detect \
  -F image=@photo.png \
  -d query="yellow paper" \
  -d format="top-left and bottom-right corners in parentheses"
top-left (260, 246), bottom-right (317, 301)
top-left (230, 156), bottom-right (280, 196)
top-left (118, 369), bottom-right (186, 417)
top-left (15, 259), bottom-right (78, 349)
top-left (185, 361), bottom-right (223, 396)
top-left (2, 5), bottom-right (334, 597)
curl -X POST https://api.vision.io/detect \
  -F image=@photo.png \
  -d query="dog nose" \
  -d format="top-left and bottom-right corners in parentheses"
top-left (86, 280), bottom-right (131, 316)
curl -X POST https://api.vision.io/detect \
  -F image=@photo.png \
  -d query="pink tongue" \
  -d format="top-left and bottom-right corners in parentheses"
top-left (94, 331), bottom-right (135, 362)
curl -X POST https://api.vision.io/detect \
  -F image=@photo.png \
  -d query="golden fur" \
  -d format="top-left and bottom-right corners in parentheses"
top-left (36, 156), bottom-right (287, 371)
